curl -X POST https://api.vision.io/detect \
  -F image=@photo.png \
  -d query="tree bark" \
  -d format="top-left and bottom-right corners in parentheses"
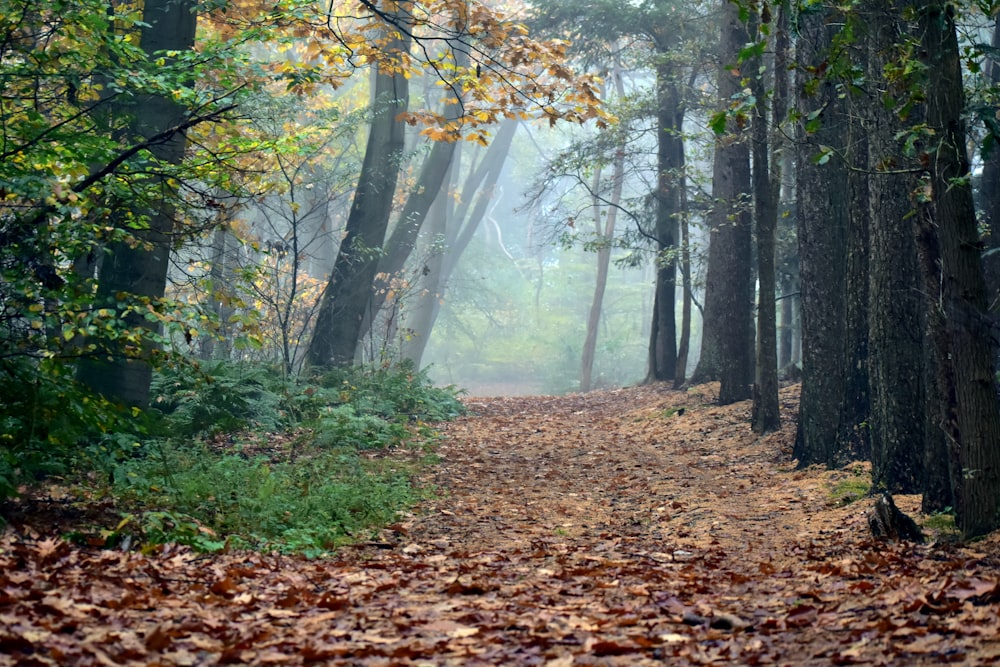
top-left (691, 0), bottom-right (753, 405)
top-left (307, 24), bottom-right (411, 368)
top-left (863, 0), bottom-right (926, 492)
top-left (645, 61), bottom-right (684, 383)
top-left (76, 0), bottom-right (197, 407)
top-left (793, 4), bottom-right (850, 465)
top-left (839, 90), bottom-right (871, 462)
top-left (751, 0), bottom-right (788, 433)
top-left (914, 0), bottom-right (1000, 537)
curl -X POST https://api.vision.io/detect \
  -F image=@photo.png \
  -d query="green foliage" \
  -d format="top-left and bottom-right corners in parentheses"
top-left (313, 406), bottom-right (411, 451)
top-left (111, 434), bottom-right (424, 555)
top-left (827, 472), bottom-right (872, 507)
top-left (0, 356), bottom-right (129, 499)
top-left (67, 360), bottom-right (459, 553)
top-left (150, 361), bottom-right (286, 437)
top-left (314, 361), bottom-right (466, 422)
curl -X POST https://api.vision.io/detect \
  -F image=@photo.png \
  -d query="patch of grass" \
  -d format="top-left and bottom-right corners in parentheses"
top-left (921, 510), bottom-right (960, 541)
top-left (111, 438), bottom-right (429, 556)
top-left (827, 475), bottom-right (872, 507)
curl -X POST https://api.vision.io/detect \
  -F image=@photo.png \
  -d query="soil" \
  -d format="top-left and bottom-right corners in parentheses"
top-left (3, 382), bottom-right (1000, 665)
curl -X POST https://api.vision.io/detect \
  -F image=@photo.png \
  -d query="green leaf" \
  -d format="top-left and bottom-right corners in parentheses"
top-left (709, 111), bottom-right (728, 135)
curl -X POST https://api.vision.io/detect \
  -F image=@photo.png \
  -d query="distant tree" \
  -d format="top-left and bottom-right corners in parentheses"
top-left (398, 117), bottom-right (521, 367)
top-left (581, 65), bottom-right (628, 393)
top-left (306, 1), bottom-right (608, 368)
top-left (306, 18), bottom-right (411, 368)
top-left (528, 0), bottom-right (711, 385)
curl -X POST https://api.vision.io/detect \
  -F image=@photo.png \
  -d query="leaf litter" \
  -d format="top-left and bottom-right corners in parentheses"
top-left (3, 382), bottom-right (1000, 665)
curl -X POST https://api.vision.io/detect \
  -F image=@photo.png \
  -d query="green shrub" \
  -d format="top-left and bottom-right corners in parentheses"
top-left (4, 357), bottom-right (462, 551)
top-left (315, 361), bottom-right (465, 422)
top-left (0, 356), bottom-right (129, 501)
top-left (313, 405), bottom-right (411, 450)
top-left (112, 440), bottom-right (421, 554)
top-left (150, 361), bottom-right (286, 436)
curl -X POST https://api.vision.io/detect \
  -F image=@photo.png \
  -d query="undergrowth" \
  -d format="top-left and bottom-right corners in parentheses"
top-left (3, 360), bottom-right (464, 556)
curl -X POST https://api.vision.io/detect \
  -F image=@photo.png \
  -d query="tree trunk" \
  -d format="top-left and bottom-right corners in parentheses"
top-left (838, 91), bottom-right (871, 461)
top-left (399, 170), bottom-right (452, 367)
top-left (76, 0), bottom-right (197, 407)
top-left (581, 147), bottom-right (625, 392)
top-left (306, 24), bottom-right (411, 368)
top-left (691, 0), bottom-right (753, 405)
top-left (793, 5), bottom-right (850, 465)
top-left (979, 17), bottom-right (1000, 358)
top-left (751, 0), bottom-right (789, 433)
top-left (645, 61), bottom-right (683, 383)
top-left (915, 0), bottom-right (1000, 538)
top-left (674, 183), bottom-right (692, 388)
top-left (864, 2), bottom-right (926, 493)
top-left (400, 119), bottom-right (519, 365)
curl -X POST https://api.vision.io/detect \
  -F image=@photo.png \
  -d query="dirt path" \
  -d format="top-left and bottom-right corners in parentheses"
top-left (4, 383), bottom-right (1000, 665)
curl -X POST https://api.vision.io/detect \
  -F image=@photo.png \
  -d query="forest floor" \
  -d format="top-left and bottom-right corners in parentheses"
top-left (4, 382), bottom-right (1000, 665)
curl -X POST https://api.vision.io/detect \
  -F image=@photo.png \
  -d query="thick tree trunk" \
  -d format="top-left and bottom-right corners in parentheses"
top-left (793, 5), bottom-right (850, 465)
top-left (76, 0), bottom-right (197, 407)
top-left (307, 26), bottom-right (411, 368)
top-left (691, 0), bottom-right (753, 404)
top-left (863, 1), bottom-right (925, 491)
top-left (839, 100), bottom-right (871, 461)
top-left (915, 1), bottom-right (1000, 538)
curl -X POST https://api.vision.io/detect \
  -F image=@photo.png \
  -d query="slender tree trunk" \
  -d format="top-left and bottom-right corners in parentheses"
top-left (401, 118), bottom-right (519, 364)
top-left (582, 63), bottom-right (627, 392)
top-left (399, 170), bottom-right (452, 367)
top-left (751, 0), bottom-right (788, 433)
top-left (581, 147), bottom-right (625, 392)
top-left (674, 184), bottom-right (692, 388)
top-left (691, 0), bottom-right (753, 404)
top-left (915, 0), bottom-right (1000, 537)
top-left (645, 61), bottom-right (683, 383)
top-left (200, 225), bottom-right (233, 361)
top-left (76, 0), bottom-right (196, 407)
top-left (307, 24), bottom-right (411, 368)
top-left (793, 4), bottom-right (850, 465)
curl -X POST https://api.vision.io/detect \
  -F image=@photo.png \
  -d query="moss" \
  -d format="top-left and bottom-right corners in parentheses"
top-left (827, 476), bottom-right (871, 507)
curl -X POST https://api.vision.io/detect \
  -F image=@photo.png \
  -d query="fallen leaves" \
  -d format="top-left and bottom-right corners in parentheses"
top-left (3, 382), bottom-right (1000, 665)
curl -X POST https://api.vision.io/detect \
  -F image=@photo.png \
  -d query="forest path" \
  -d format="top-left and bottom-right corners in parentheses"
top-left (4, 383), bottom-right (1000, 665)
